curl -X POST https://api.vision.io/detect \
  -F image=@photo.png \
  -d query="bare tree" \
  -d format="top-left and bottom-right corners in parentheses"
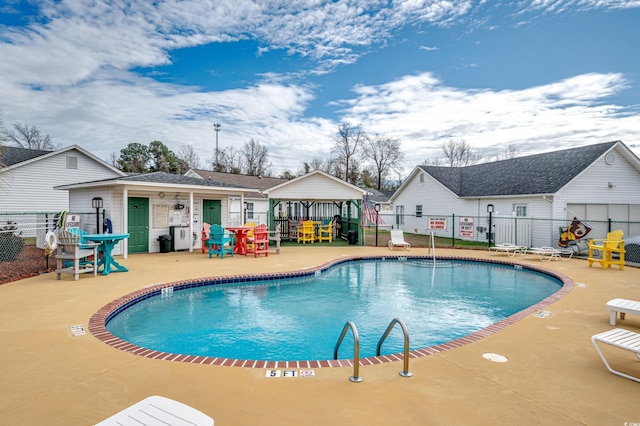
top-left (297, 156), bottom-right (336, 176)
top-left (2, 122), bottom-right (59, 150)
top-left (279, 169), bottom-right (296, 180)
top-left (363, 134), bottom-right (403, 190)
top-left (332, 123), bottom-right (365, 184)
top-left (178, 144), bottom-right (201, 170)
top-left (422, 157), bottom-right (443, 166)
top-left (497, 144), bottom-right (519, 161)
top-left (441, 139), bottom-right (480, 167)
top-left (241, 139), bottom-right (271, 176)
top-left (213, 146), bottom-right (243, 174)
top-left (107, 152), bottom-right (119, 167)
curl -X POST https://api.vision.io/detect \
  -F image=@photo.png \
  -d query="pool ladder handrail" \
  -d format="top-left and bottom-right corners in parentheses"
top-left (333, 321), bottom-right (363, 383)
top-left (334, 318), bottom-right (413, 382)
top-left (376, 318), bottom-right (413, 377)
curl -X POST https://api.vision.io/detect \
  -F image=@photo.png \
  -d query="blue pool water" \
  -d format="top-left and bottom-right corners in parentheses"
top-left (106, 259), bottom-right (562, 361)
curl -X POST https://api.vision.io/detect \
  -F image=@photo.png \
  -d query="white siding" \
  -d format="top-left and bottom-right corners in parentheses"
top-left (559, 146), bottom-right (640, 206)
top-left (392, 170), bottom-right (472, 236)
top-left (71, 188), bottom-right (238, 254)
top-left (268, 173), bottom-right (363, 200)
top-left (0, 148), bottom-right (122, 212)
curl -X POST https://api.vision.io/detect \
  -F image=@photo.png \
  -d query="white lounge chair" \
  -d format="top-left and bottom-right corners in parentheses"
top-left (388, 229), bottom-right (410, 250)
top-left (489, 243), bottom-right (527, 257)
top-left (607, 298), bottom-right (640, 326)
top-left (526, 246), bottom-right (573, 261)
top-left (591, 328), bottom-right (640, 382)
top-left (96, 395), bottom-right (214, 425)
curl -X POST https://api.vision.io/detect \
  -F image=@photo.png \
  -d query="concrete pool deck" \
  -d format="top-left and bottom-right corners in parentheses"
top-left (0, 246), bottom-right (638, 425)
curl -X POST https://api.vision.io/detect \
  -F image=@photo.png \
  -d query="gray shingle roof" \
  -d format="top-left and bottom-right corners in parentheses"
top-left (122, 172), bottom-right (251, 188)
top-left (68, 171), bottom-right (253, 189)
top-left (420, 141), bottom-right (619, 197)
top-left (189, 169), bottom-right (287, 191)
top-left (0, 146), bottom-right (52, 167)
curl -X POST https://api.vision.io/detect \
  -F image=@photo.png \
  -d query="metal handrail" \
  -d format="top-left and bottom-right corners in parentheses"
top-left (333, 321), bottom-right (363, 383)
top-left (376, 318), bottom-right (413, 377)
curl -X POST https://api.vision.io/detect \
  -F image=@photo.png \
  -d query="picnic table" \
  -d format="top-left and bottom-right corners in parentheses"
top-left (84, 233), bottom-right (130, 275)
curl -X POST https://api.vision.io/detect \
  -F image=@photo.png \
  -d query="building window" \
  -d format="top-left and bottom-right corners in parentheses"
top-left (66, 156), bottom-right (78, 169)
top-left (395, 205), bottom-right (405, 226)
top-left (246, 202), bottom-right (254, 219)
top-left (416, 205), bottom-right (423, 218)
top-left (419, 173), bottom-right (424, 183)
top-left (514, 204), bottom-right (527, 217)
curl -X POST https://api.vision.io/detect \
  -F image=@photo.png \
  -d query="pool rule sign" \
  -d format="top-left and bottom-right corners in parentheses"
top-left (459, 217), bottom-right (474, 238)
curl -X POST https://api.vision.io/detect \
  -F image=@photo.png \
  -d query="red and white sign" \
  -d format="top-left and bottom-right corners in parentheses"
top-left (459, 217), bottom-right (474, 237)
top-left (428, 217), bottom-right (447, 230)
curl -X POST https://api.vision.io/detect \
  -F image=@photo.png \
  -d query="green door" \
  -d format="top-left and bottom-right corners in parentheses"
top-left (203, 200), bottom-right (222, 225)
top-left (128, 197), bottom-right (149, 253)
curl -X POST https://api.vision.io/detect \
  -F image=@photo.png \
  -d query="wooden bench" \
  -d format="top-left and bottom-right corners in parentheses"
top-left (591, 328), bottom-right (640, 382)
top-left (607, 298), bottom-right (640, 325)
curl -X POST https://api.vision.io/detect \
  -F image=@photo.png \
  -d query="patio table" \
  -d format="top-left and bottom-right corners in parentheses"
top-left (225, 226), bottom-right (254, 256)
top-left (84, 233), bottom-right (130, 275)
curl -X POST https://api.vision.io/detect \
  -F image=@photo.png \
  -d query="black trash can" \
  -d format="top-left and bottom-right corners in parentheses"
top-left (158, 234), bottom-right (172, 253)
top-left (347, 230), bottom-right (357, 245)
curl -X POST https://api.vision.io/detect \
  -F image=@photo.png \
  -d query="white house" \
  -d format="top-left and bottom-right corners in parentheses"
top-left (184, 169), bottom-right (287, 225)
top-left (57, 172), bottom-right (260, 255)
top-left (0, 145), bottom-right (124, 212)
top-left (390, 141), bottom-right (640, 248)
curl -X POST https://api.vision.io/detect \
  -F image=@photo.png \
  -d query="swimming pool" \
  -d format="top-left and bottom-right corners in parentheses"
top-left (92, 256), bottom-right (571, 367)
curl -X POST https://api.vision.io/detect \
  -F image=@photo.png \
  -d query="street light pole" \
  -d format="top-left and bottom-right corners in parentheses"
top-left (487, 204), bottom-right (494, 248)
top-left (213, 123), bottom-right (221, 169)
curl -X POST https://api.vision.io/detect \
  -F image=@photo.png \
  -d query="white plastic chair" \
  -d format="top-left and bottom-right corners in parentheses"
top-left (388, 229), bottom-right (410, 250)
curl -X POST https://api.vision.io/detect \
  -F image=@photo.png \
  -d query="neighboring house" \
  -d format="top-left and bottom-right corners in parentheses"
top-left (57, 172), bottom-right (259, 255)
top-left (0, 145), bottom-right (125, 212)
top-left (390, 141), bottom-right (640, 248)
top-left (184, 169), bottom-right (287, 225)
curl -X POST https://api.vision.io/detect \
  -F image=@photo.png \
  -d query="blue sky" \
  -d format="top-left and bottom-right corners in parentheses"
top-left (1, 0), bottom-right (639, 176)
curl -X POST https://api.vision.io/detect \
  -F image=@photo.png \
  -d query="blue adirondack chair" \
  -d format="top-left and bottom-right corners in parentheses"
top-left (208, 224), bottom-right (234, 259)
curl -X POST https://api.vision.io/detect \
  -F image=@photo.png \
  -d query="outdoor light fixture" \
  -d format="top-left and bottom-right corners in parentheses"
top-left (486, 204), bottom-right (494, 248)
top-left (92, 197), bottom-right (103, 234)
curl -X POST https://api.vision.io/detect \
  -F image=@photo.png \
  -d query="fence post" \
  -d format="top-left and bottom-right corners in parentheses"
top-left (514, 216), bottom-right (518, 246)
top-left (608, 218), bottom-right (612, 233)
top-left (451, 213), bottom-right (455, 248)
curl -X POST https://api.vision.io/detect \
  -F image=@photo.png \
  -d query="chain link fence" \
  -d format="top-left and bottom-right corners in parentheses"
top-left (2, 210), bottom-right (639, 284)
top-left (0, 211), bottom-right (96, 284)
top-left (369, 212), bottom-right (640, 264)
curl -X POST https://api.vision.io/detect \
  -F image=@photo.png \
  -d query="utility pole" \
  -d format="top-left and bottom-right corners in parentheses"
top-left (213, 123), bottom-right (221, 170)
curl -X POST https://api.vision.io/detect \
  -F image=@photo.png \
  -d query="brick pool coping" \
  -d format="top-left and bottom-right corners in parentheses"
top-left (88, 255), bottom-right (574, 369)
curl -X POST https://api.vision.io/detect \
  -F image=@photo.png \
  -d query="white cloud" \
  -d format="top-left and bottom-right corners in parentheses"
top-left (518, 0), bottom-right (640, 13)
top-left (336, 72), bottom-right (640, 172)
top-left (1, 0), bottom-right (639, 177)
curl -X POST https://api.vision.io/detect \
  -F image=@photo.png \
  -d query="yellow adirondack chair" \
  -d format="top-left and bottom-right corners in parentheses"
top-left (317, 220), bottom-right (333, 243)
top-left (297, 221), bottom-right (316, 244)
top-left (588, 229), bottom-right (625, 270)
top-left (243, 222), bottom-right (257, 251)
